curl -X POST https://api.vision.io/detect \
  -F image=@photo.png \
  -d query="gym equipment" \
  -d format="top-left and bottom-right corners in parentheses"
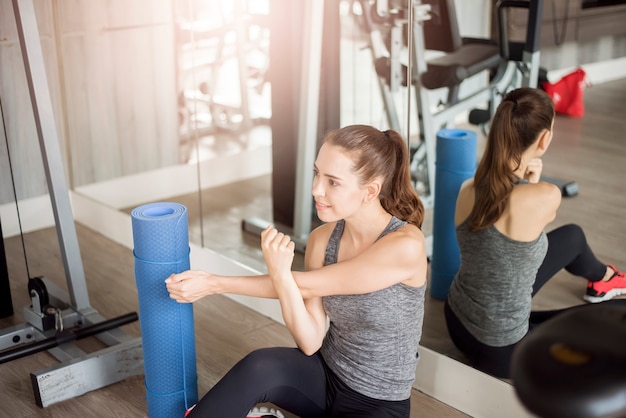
top-left (176, 0), bottom-right (271, 161)
top-left (0, 0), bottom-right (143, 407)
top-left (0, 312), bottom-right (138, 364)
top-left (429, 128), bottom-right (477, 300)
top-left (131, 202), bottom-right (198, 418)
top-left (366, 0), bottom-right (546, 207)
top-left (511, 302), bottom-right (626, 418)
top-left (541, 175), bottom-right (579, 197)
top-left (0, 218), bottom-right (13, 319)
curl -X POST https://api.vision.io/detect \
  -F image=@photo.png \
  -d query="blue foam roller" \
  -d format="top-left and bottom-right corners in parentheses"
top-left (430, 129), bottom-right (477, 300)
top-left (131, 202), bottom-right (198, 417)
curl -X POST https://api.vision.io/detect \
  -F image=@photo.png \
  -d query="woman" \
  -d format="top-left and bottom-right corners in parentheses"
top-left (167, 125), bottom-right (428, 417)
top-left (444, 87), bottom-right (626, 379)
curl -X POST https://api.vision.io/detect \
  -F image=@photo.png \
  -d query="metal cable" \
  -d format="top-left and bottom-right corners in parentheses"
top-left (0, 88), bottom-right (32, 280)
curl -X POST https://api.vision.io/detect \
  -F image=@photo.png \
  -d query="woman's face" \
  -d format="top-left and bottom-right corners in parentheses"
top-left (312, 143), bottom-right (369, 223)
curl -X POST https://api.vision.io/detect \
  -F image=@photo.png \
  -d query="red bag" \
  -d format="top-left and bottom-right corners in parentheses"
top-left (541, 68), bottom-right (589, 118)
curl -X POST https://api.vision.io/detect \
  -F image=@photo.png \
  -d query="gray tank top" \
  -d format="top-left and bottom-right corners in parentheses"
top-left (447, 219), bottom-right (548, 346)
top-left (319, 216), bottom-right (426, 401)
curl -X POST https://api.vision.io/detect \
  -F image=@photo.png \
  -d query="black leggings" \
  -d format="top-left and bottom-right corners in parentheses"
top-left (187, 347), bottom-right (410, 418)
top-left (444, 224), bottom-right (625, 378)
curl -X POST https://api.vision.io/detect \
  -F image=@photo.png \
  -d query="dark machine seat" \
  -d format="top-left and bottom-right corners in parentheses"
top-left (511, 303), bottom-right (626, 418)
top-left (368, 0), bottom-right (503, 94)
top-left (421, 39), bottom-right (501, 90)
top-left (420, 0), bottom-right (504, 94)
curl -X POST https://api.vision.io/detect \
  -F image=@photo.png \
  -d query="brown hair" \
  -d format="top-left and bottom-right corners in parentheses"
top-left (323, 125), bottom-right (425, 228)
top-left (469, 87), bottom-right (555, 231)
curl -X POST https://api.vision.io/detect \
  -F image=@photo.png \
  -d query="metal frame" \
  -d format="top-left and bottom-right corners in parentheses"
top-left (0, 0), bottom-right (143, 407)
top-left (242, 0), bottom-right (325, 252)
top-left (416, 1), bottom-right (545, 207)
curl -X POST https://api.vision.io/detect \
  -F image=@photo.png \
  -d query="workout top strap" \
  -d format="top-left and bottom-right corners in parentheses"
top-left (323, 216), bottom-right (405, 265)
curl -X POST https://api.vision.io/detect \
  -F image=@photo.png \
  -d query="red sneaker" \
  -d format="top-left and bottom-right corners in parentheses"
top-left (584, 265), bottom-right (626, 303)
top-left (184, 404), bottom-right (195, 417)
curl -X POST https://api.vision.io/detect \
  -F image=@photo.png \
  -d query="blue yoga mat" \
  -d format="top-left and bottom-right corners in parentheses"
top-left (430, 129), bottom-right (477, 300)
top-left (131, 202), bottom-right (198, 417)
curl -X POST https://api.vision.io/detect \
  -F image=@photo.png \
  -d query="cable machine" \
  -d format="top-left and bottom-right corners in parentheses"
top-left (0, 0), bottom-right (143, 407)
top-left (366, 0), bottom-right (577, 206)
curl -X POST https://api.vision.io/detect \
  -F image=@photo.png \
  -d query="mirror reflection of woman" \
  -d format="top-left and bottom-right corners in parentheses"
top-left (445, 87), bottom-right (626, 379)
top-left (167, 125), bottom-right (427, 417)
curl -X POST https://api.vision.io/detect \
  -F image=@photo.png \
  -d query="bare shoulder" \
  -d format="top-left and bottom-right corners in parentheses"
top-left (455, 178), bottom-right (475, 226)
top-left (308, 222), bottom-right (336, 244)
top-left (377, 222), bottom-right (426, 259)
top-left (304, 222), bottom-right (336, 270)
top-left (460, 177), bottom-right (475, 191)
top-left (396, 222), bottom-right (425, 242)
top-left (384, 223), bottom-right (427, 287)
top-left (512, 181), bottom-right (561, 216)
top-left (508, 181), bottom-right (561, 233)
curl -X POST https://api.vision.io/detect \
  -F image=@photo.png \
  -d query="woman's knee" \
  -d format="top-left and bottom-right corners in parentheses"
top-left (237, 347), bottom-right (290, 377)
top-left (552, 223), bottom-right (586, 244)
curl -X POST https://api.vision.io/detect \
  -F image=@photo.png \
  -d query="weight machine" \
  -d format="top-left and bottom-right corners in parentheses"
top-left (0, 0), bottom-right (143, 407)
top-left (361, 0), bottom-right (549, 206)
top-left (176, 0), bottom-right (271, 163)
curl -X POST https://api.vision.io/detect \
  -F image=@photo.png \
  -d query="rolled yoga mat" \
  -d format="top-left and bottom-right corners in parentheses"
top-left (132, 202), bottom-right (198, 417)
top-left (430, 129), bottom-right (477, 300)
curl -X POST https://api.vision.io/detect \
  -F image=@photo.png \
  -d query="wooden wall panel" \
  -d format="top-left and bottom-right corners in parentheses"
top-left (0, 0), bottom-right (179, 202)
top-left (55, 0), bottom-right (179, 187)
top-left (0, 0), bottom-right (61, 203)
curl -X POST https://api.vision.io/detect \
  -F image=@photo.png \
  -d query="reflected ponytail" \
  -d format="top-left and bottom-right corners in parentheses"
top-left (469, 88), bottom-right (554, 231)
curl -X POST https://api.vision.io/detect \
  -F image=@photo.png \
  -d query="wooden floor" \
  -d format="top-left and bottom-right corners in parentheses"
top-left (1, 78), bottom-right (624, 417)
top-left (1, 228), bottom-right (467, 417)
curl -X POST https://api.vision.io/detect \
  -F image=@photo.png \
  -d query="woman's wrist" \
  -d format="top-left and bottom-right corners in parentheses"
top-left (213, 274), bottom-right (228, 295)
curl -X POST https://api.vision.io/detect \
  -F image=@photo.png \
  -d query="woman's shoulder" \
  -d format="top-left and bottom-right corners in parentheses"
top-left (304, 222), bottom-right (336, 268)
top-left (511, 180), bottom-right (561, 215)
top-left (504, 180), bottom-right (561, 237)
top-left (308, 221), bottom-right (336, 243)
top-left (378, 221), bottom-right (425, 257)
top-left (455, 178), bottom-right (475, 226)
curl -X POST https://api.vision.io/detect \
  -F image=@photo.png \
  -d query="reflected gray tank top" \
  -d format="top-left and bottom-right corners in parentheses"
top-left (319, 217), bottom-right (426, 401)
top-left (447, 219), bottom-right (548, 346)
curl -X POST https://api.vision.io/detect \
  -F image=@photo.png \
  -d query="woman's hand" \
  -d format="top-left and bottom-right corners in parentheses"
top-left (165, 270), bottom-right (217, 303)
top-left (261, 226), bottom-right (295, 279)
top-left (525, 157), bottom-right (543, 183)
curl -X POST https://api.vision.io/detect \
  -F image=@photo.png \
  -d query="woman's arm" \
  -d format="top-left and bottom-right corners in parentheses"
top-left (165, 270), bottom-right (277, 303)
top-left (293, 223), bottom-right (427, 298)
top-left (261, 227), bottom-right (327, 355)
top-left (166, 222), bottom-right (427, 303)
